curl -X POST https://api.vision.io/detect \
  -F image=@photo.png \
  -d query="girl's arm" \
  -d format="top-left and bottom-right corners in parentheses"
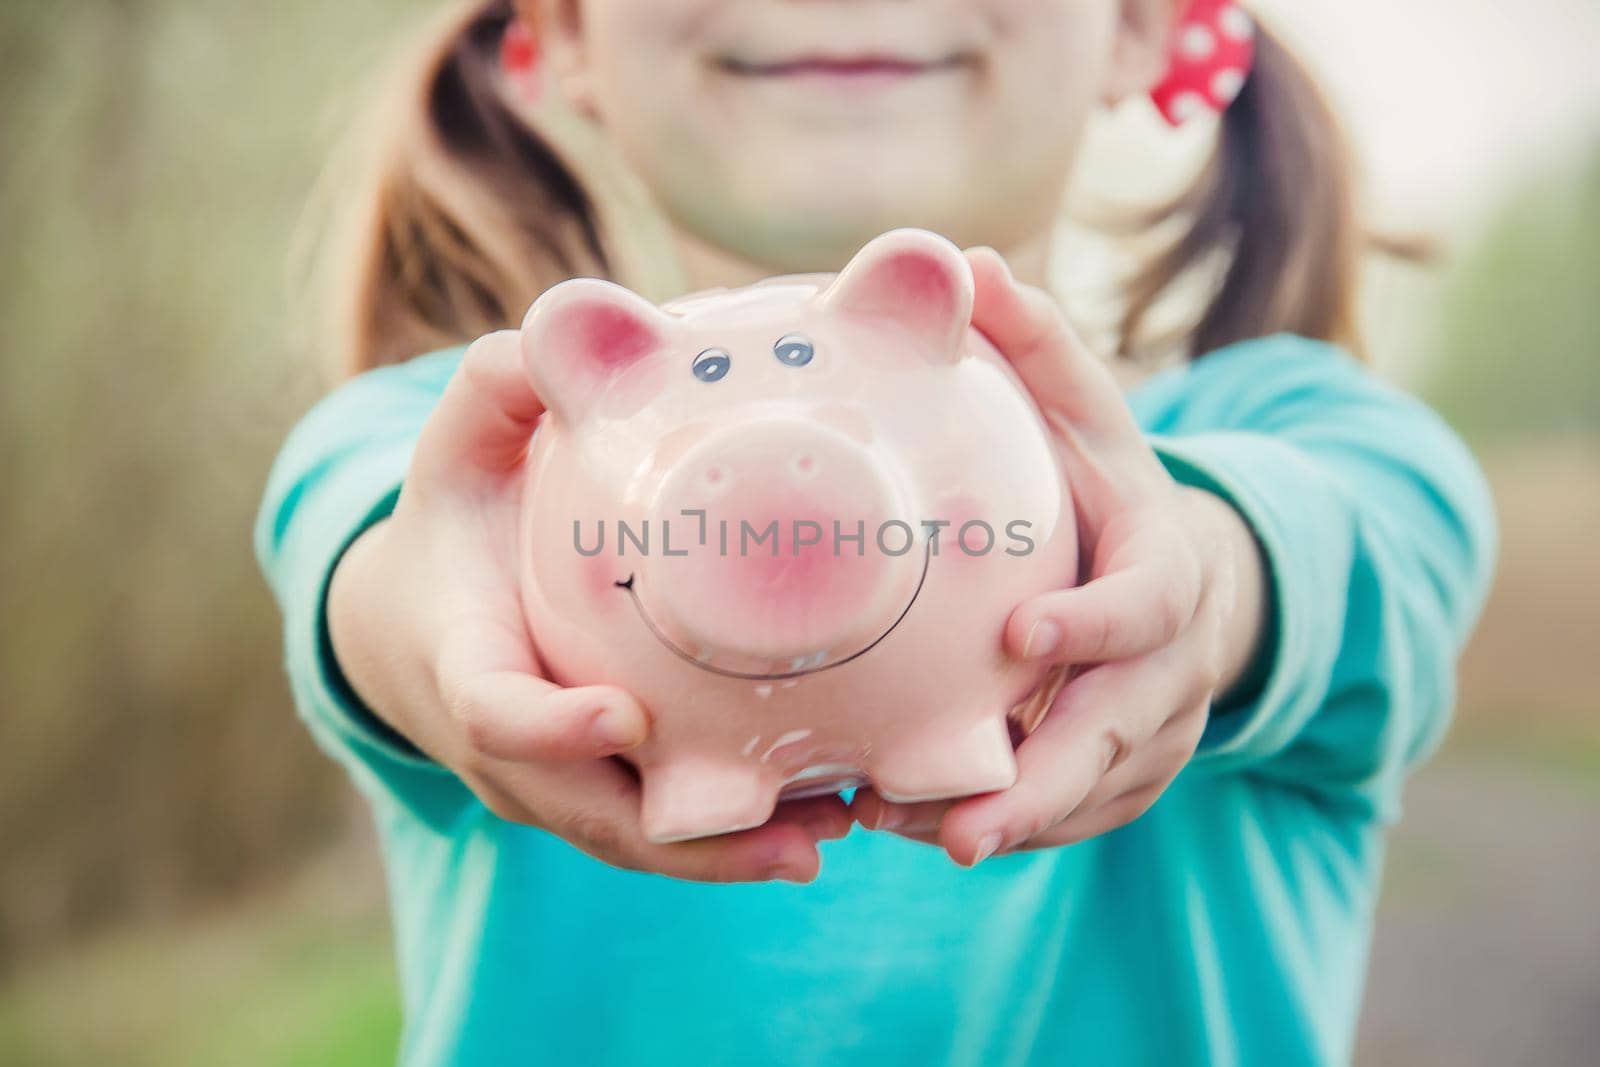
top-left (254, 332), bottom-right (847, 881)
top-left (855, 249), bottom-right (1497, 862)
top-left (1135, 337), bottom-right (1498, 804)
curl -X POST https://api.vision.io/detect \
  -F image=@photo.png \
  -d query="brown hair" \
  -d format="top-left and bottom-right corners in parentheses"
top-left (324, 2), bottom-right (1368, 374)
top-left (319, 0), bottom-right (610, 375)
top-left (1117, 22), bottom-right (1371, 360)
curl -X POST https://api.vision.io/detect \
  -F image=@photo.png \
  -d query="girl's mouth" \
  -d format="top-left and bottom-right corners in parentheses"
top-left (716, 53), bottom-right (971, 88)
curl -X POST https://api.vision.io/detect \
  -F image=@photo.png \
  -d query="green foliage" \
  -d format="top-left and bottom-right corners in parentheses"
top-left (0, 0), bottom-right (429, 966)
top-left (1424, 137), bottom-right (1600, 441)
top-left (0, 884), bottom-right (399, 1067)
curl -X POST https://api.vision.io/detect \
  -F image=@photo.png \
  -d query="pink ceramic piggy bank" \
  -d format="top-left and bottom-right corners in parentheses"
top-left (518, 229), bottom-right (1076, 843)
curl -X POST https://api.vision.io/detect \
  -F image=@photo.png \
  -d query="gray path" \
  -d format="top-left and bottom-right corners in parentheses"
top-left (1357, 756), bottom-right (1600, 1066)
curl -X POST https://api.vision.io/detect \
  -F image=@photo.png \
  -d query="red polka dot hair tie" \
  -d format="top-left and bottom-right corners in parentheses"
top-left (500, 17), bottom-right (544, 102)
top-left (501, 18), bottom-right (540, 75)
top-left (1148, 0), bottom-right (1256, 126)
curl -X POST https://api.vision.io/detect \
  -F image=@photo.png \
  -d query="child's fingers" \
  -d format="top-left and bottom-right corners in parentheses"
top-left (878, 708), bottom-right (1201, 848)
top-left (849, 788), bottom-right (953, 834)
top-left (488, 757), bottom-right (828, 884)
top-left (1035, 704), bottom-right (1208, 837)
top-left (766, 794), bottom-right (857, 842)
top-left (448, 673), bottom-right (650, 762)
top-left (411, 329), bottom-right (546, 490)
top-left (1015, 705), bottom-right (1206, 850)
top-left (1015, 786), bottom-right (1164, 851)
top-left (1006, 557), bottom-right (1202, 666)
top-left (937, 646), bottom-right (1189, 864)
top-left (436, 617), bottom-right (652, 763)
top-left (964, 247), bottom-right (1139, 442)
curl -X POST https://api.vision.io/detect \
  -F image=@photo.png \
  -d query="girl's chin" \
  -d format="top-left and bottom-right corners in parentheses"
top-left (678, 190), bottom-right (971, 270)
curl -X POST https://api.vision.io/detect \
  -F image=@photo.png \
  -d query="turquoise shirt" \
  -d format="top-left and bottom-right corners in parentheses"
top-left (254, 335), bottom-right (1496, 1067)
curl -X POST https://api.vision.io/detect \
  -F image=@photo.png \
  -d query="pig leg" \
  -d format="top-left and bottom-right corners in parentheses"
top-left (866, 715), bottom-right (1018, 804)
top-left (639, 757), bottom-right (778, 844)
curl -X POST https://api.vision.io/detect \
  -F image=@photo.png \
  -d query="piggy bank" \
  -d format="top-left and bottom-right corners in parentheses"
top-left (518, 229), bottom-right (1076, 843)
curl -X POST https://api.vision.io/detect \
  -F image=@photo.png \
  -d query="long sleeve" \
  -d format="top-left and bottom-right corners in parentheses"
top-left (1130, 335), bottom-right (1499, 821)
top-left (252, 346), bottom-right (469, 817)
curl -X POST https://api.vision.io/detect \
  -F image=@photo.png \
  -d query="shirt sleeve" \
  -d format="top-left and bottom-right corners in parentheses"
top-left (1133, 336), bottom-right (1498, 820)
top-left (252, 347), bottom-right (473, 819)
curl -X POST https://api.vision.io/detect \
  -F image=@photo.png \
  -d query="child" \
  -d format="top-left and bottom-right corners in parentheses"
top-left (255, 1), bottom-right (1497, 1063)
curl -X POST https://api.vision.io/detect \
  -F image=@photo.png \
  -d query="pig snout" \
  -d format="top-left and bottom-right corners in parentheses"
top-left (637, 420), bottom-right (923, 668)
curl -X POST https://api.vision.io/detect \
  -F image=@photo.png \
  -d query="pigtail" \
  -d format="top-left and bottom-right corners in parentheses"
top-left (322, 0), bottom-right (610, 374)
top-left (1118, 22), bottom-right (1367, 360)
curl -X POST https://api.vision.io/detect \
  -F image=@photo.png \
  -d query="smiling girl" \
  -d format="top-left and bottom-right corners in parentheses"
top-left (255, 2), bottom-right (1496, 1064)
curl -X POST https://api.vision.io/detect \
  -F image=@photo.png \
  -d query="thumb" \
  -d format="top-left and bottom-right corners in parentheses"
top-left (964, 247), bottom-right (1137, 443)
top-left (450, 673), bottom-right (652, 763)
top-left (411, 329), bottom-right (546, 490)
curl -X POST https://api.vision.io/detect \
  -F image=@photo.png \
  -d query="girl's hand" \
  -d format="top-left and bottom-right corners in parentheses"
top-left (329, 330), bottom-right (850, 883)
top-left (849, 249), bottom-right (1268, 865)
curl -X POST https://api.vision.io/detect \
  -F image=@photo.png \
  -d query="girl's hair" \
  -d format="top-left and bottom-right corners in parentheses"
top-left (323, 0), bottom-right (611, 375)
top-left (326, 1), bottom-right (1364, 374)
top-left (1115, 25), bottom-right (1366, 360)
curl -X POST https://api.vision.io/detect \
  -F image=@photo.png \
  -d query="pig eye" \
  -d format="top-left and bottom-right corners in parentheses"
top-left (773, 334), bottom-right (814, 367)
top-left (692, 347), bottom-right (731, 383)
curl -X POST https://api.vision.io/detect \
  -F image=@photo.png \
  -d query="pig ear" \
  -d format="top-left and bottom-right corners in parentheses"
top-left (520, 278), bottom-right (674, 422)
top-left (818, 229), bottom-right (974, 362)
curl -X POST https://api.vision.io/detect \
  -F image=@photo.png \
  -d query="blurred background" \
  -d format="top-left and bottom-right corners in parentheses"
top-left (0, 1), bottom-right (1595, 1064)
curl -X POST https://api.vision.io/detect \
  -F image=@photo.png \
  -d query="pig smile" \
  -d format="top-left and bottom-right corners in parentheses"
top-left (615, 538), bottom-right (932, 681)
